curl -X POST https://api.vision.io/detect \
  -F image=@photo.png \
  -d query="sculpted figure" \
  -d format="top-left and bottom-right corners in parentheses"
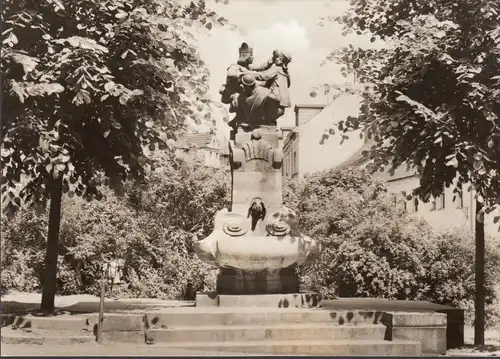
top-left (222, 47), bottom-right (293, 131)
top-left (251, 50), bottom-right (292, 120)
top-left (219, 42), bottom-right (274, 112)
top-left (228, 73), bottom-right (281, 128)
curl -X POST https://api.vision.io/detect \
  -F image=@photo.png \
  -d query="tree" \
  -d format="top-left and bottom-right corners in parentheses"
top-left (321, 0), bottom-right (500, 345)
top-left (1, 0), bottom-right (225, 311)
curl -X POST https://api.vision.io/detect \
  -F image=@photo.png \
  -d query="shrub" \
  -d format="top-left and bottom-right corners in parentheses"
top-left (1, 149), bottom-right (228, 299)
top-left (1, 210), bottom-right (46, 294)
top-left (287, 167), bottom-right (500, 327)
top-left (424, 230), bottom-right (500, 327)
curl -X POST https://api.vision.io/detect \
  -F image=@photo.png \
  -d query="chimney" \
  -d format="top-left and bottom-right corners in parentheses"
top-left (294, 104), bottom-right (325, 127)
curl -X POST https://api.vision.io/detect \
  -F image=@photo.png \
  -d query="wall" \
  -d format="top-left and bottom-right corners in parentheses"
top-left (203, 149), bottom-right (221, 168)
top-left (296, 93), bottom-right (364, 177)
top-left (385, 175), bottom-right (499, 238)
top-left (386, 176), bottom-right (474, 234)
top-left (471, 198), bottom-right (500, 240)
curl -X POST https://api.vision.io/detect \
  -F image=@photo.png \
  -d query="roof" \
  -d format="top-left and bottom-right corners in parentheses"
top-left (336, 139), bottom-right (374, 169)
top-left (373, 164), bottom-right (418, 182)
top-left (177, 133), bottom-right (216, 149)
top-left (283, 129), bottom-right (299, 149)
top-left (293, 104), bottom-right (326, 112)
top-left (336, 138), bottom-right (418, 182)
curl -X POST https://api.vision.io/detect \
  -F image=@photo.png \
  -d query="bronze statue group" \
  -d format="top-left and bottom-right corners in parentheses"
top-left (219, 42), bottom-right (292, 136)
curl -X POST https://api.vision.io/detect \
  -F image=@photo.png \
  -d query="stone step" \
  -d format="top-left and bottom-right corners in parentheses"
top-left (149, 339), bottom-right (422, 356)
top-left (197, 293), bottom-right (322, 308)
top-left (146, 308), bottom-right (383, 328)
top-left (3, 314), bottom-right (89, 331)
top-left (145, 323), bottom-right (387, 343)
top-left (1, 328), bottom-right (95, 345)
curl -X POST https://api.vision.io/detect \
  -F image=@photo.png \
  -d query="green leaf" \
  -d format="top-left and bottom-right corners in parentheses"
top-left (137, 156), bottom-right (147, 165)
top-left (119, 94), bottom-right (129, 105)
top-left (130, 89), bottom-right (144, 96)
top-left (104, 82), bottom-right (116, 92)
top-left (446, 157), bottom-right (458, 168)
top-left (73, 90), bottom-right (91, 105)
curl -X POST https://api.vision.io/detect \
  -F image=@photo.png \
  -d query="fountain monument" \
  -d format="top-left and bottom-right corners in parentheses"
top-left (195, 44), bottom-right (322, 307)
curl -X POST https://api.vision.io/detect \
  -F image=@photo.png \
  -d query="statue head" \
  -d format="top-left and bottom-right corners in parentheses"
top-left (274, 51), bottom-right (292, 67)
top-left (241, 73), bottom-right (256, 94)
top-left (237, 42), bottom-right (254, 67)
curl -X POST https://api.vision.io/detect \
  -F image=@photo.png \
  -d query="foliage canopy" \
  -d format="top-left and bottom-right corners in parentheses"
top-left (320, 0), bottom-right (500, 226)
top-left (1, 0), bottom-right (225, 213)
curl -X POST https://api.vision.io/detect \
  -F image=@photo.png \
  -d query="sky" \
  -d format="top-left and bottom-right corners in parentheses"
top-left (192, 0), bottom-right (380, 137)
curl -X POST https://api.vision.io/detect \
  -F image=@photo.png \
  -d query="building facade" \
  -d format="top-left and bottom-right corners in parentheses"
top-left (281, 95), bottom-right (499, 237)
top-left (373, 166), bottom-right (498, 237)
top-left (177, 132), bottom-right (227, 168)
top-left (282, 94), bottom-right (365, 179)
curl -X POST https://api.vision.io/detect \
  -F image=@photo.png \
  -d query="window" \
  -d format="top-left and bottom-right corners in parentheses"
top-left (431, 191), bottom-right (445, 211)
top-left (438, 192), bottom-right (445, 210)
top-left (285, 155), bottom-right (289, 177)
top-left (457, 190), bottom-right (464, 208)
top-left (401, 191), bottom-right (408, 211)
top-left (293, 151), bottom-right (297, 176)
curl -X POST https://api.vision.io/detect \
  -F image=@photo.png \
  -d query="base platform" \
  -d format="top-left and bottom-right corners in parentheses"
top-left (196, 292), bottom-right (322, 308)
top-left (2, 298), bottom-right (465, 356)
top-left (216, 267), bottom-right (299, 295)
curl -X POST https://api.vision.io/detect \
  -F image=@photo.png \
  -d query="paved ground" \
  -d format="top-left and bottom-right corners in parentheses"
top-left (1, 292), bottom-right (193, 314)
top-left (0, 343), bottom-right (265, 357)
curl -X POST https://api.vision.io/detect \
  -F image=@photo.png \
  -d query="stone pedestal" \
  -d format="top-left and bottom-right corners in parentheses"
top-left (216, 267), bottom-right (299, 295)
top-left (195, 126), bottom-right (321, 299)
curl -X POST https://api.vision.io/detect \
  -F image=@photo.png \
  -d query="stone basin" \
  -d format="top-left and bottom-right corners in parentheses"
top-left (195, 211), bottom-right (322, 271)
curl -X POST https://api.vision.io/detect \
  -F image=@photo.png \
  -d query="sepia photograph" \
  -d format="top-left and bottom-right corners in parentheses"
top-left (1, 0), bottom-right (499, 356)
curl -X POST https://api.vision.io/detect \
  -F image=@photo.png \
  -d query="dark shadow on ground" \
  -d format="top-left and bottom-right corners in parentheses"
top-left (0, 300), bottom-right (195, 318)
top-left (460, 344), bottom-right (500, 352)
top-left (321, 298), bottom-right (458, 311)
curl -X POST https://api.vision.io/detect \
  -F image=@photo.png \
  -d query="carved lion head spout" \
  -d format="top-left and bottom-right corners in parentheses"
top-left (247, 197), bottom-right (266, 231)
top-left (266, 207), bottom-right (299, 237)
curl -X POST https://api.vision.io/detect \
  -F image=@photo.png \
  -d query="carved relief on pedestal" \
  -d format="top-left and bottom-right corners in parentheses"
top-left (230, 129), bottom-right (283, 170)
top-left (222, 212), bottom-right (249, 237)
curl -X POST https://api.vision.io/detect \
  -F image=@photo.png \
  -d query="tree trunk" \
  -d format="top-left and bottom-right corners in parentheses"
top-left (40, 177), bottom-right (63, 312)
top-left (474, 198), bottom-right (485, 346)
